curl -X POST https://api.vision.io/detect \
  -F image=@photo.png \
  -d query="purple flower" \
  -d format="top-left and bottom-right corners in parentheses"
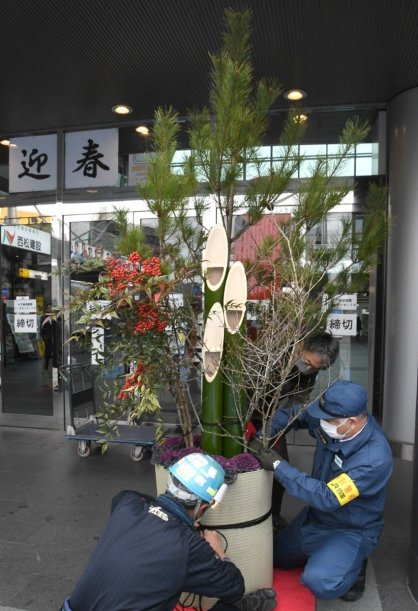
top-left (152, 434), bottom-right (261, 474)
top-left (225, 453), bottom-right (260, 473)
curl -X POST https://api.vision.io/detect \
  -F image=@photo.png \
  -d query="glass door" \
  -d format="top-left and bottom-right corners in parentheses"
top-left (0, 223), bottom-right (62, 428)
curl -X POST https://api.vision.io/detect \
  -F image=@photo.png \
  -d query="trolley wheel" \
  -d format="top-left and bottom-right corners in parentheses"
top-left (130, 446), bottom-right (145, 462)
top-left (78, 440), bottom-right (92, 458)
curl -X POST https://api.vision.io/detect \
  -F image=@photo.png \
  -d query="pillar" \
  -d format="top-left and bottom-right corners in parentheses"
top-left (384, 87), bottom-right (418, 601)
top-left (383, 87), bottom-right (418, 458)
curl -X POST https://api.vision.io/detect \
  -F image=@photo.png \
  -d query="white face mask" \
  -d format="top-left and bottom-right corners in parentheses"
top-left (320, 418), bottom-right (350, 440)
top-left (295, 358), bottom-right (317, 375)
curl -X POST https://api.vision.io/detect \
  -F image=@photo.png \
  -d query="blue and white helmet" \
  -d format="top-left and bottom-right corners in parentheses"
top-left (168, 453), bottom-right (225, 504)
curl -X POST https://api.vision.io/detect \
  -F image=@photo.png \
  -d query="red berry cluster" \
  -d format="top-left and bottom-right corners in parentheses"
top-left (105, 252), bottom-right (168, 336)
top-left (106, 253), bottom-right (162, 297)
top-left (128, 252), bottom-right (142, 264)
top-left (134, 303), bottom-right (168, 334)
top-left (117, 363), bottom-right (144, 401)
top-left (141, 257), bottom-right (161, 276)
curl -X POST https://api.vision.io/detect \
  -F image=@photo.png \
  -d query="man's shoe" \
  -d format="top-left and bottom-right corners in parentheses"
top-left (340, 559), bottom-right (367, 602)
top-left (237, 588), bottom-right (277, 611)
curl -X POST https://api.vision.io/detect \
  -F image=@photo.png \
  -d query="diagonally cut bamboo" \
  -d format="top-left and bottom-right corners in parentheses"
top-left (202, 224), bottom-right (229, 295)
top-left (222, 261), bottom-right (248, 457)
top-left (223, 261), bottom-right (247, 333)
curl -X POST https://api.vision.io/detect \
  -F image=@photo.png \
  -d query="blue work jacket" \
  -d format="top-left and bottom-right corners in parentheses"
top-left (68, 490), bottom-right (244, 611)
top-left (269, 407), bottom-right (393, 537)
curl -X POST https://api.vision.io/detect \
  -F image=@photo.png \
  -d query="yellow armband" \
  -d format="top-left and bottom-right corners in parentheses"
top-left (327, 473), bottom-right (359, 506)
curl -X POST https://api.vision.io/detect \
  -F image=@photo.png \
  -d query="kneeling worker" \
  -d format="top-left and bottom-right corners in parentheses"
top-left (250, 380), bottom-right (393, 602)
top-left (62, 453), bottom-right (277, 611)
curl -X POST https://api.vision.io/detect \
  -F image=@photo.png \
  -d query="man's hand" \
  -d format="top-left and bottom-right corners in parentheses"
top-left (254, 447), bottom-right (283, 471)
top-left (203, 529), bottom-right (226, 559)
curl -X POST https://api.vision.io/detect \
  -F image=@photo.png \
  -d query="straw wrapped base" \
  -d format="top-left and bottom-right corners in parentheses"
top-left (154, 465), bottom-right (273, 609)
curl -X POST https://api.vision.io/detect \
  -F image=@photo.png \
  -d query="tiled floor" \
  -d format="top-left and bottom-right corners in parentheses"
top-left (0, 426), bottom-right (416, 610)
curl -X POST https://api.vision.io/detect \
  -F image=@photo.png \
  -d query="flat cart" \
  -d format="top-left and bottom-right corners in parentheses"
top-left (60, 363), bottom-right (169, 461)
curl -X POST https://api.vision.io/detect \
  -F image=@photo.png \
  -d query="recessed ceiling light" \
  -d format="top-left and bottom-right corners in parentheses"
top-left (111, 104), bottom-right (133, 115)
top-left (135, 125), bottom-right (150, 136)
top-left (293, 114), bottom-right (308, 123)
top-left (284, 89), bottom-right (307, 101)
top-left (86, 189), bottom-right (98, 193)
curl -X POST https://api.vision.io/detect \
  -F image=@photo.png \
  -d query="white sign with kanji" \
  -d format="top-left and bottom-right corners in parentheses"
top-left (14, 314), bottom-right (37, 333)
top-left (1, 225), bottom-right (51, 255)
top-left (14, 299), bottom-right (37, 315)
top-left (326, 313), bottom-right (357, 336)
top-left (9, 134), bottom-right (58, 193)
top-left (332, 294), bottom-right (358, 311)
top-left (65, 128), bottom-right (118, 188)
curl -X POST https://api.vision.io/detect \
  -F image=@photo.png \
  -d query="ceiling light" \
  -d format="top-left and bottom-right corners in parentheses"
top-left (111, 104), bottom-right (133, 115)
top-left (293, 114), bottom-right (308, 123)
top-left (135, 125), bottom-right (150, 136)
top-left (284, 89), bottom-right (307, 101)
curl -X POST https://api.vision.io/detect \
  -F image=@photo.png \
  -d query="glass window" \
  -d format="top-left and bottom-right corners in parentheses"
top-left (356, 143), bottom-right (373, 155)
top-left (299, 158), bottom-right (322, 178)
top-left (245, 161), bottom-right (270, 180)
top-left (272, 145), bottom-right (288, 159)
top-left (327, 144), bottom-right (341, 156)
top-left (300, 144), bottom-right (326, 156)
top-left (355, 156), bottom-right (373, 176)
top-left (172, 149), bottom-right (190, 163)
top-left (327, 155), bottom-right (355, 177)
top-left (248, 146), bottom-right (271, 160)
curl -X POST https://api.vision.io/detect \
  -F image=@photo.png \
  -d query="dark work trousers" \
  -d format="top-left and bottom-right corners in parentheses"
top-left (63, 600), bottom-right (243, 611)
top-left (271, 436), bottom-right (289, 517)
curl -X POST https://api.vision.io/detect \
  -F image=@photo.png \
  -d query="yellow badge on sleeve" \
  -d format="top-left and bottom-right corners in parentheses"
top-left (327, 473), bottom-right (359, 506)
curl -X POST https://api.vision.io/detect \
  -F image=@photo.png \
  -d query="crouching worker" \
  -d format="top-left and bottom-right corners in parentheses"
top-left (249, 380), bottom-right (393, 602)
top-left (62, 453), bottom-right (277, 611)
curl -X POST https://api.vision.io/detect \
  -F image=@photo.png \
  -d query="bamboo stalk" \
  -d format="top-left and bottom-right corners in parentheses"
top-left (201, 225), bottom-right (229, 454)
top-left (201, 302), bottom-right (225, 454)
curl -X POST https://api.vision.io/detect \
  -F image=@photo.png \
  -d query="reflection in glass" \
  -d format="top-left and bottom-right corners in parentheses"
top-left (0, 227), bottom-right (54, 415)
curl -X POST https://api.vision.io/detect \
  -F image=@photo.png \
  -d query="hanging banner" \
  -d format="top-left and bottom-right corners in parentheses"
top-left (9, 134), bottom-right (57, 193)
top-left (1, 225), bottom-right (51, 255)
top-left (65, 128), bottom-right (118, 189)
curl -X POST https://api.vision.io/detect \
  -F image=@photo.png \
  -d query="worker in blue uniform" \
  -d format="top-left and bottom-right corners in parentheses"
top-left (249, 380), bottom-right (393, 602)
top-left (263, 332), bottom-right (340, 530)
top-left (62, 453), bottom-right (277, 611)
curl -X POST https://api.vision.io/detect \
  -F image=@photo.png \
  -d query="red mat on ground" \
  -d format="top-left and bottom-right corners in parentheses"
top-left (273, 567), bottom-right (315, 610)
top-left (178, 567), bottom-right (315, 611)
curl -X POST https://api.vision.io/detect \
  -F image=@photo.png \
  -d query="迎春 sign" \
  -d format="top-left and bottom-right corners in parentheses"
top-left (9, 134), bottom-right (57, 193)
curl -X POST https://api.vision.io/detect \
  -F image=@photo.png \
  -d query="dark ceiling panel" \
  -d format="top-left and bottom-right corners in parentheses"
top-left (0, 0), bottom-right (417, 142)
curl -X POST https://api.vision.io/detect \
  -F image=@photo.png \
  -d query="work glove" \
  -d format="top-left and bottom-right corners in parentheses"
top-left (253, 446), bottom-right (283, 471)
top-left (236, 588), bottom-right (277, 611)
top-left (248, 435), bottom-right (265, 454)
